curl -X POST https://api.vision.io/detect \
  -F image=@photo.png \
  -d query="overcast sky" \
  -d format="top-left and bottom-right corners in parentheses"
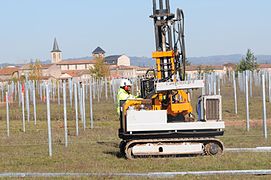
top-left (0, 0), bottom-right (270, 63)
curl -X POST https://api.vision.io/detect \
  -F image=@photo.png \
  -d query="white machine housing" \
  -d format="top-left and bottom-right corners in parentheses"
top-left (126, 110), bottom-right (224, 133)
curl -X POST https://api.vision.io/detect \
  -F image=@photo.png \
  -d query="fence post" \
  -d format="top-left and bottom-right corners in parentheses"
top-left (22, 92), bottom-right (26, 132)
top-left (18, 82), bottom-right (21, 107)
top-left (218, 75), bottom-right (221, 95)
top-left (105, 78), bottom-right (108, 100)
top-left (26, 83), bottom-right (30, 123)
top-left (82, 84), bottom-right (86, 130)
top-left (6, 92), bottom-right (10, 137)
top-left (63, 82), bottom-right (68, 147)
top-left (90, 81), bottom-right (94, 129)
top-left (33, 82), bottom-right (37, 125)
top-left (1, 85), bottom-right (4, 103)
top-left (269, 73), bottom-right (271, 103)
top-left (245, 71), bottom-right (250, 131)
top-left (213, 74), bottom-right (217, 95)
top-left (69, 79), bottom-right (73, 107)
top-left (74, 83), bottom-right (79, 136)
top-left (112, 82), bottom-right (116, 103)
top-left (46, 85), bottom-right (53, 157)
top-left (57, 81), bottom-right (60, 105)
top-left (233, 72), bottom-right (238, 114)
top-left (97, 79), bottom-right (100, 103)
top-left (79, 85), bottom-right (83, 124)
top-left (250, 71), bottom-right (253, 97)
top-left (262, 74), bottom-right (268, 139)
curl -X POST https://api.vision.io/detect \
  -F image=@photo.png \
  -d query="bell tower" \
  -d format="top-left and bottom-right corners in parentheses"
top-left (51, 38), bottom-right (62, 63)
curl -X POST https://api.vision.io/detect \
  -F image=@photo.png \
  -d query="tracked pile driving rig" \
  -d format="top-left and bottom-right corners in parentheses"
top-left (118, 0), bottom-right (225, 159)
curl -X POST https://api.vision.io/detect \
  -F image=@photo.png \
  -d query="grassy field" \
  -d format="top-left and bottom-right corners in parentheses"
top-left (0, 80), bottom-right (270, 179)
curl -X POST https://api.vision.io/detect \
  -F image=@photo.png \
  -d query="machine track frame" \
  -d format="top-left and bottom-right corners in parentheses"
top-left (122, 138), bottom-right (224, 160)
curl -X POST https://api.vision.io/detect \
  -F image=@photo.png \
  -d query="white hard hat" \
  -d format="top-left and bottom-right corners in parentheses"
top-left (120, 79), bottom-right (132, 87)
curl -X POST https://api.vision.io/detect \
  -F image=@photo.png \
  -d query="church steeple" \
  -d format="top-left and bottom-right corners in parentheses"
top-left (51, 38), bottom-right (62, 63)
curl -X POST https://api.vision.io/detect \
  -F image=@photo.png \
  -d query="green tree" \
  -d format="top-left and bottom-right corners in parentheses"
top-left (89, 57), bottom-right (109, 78)
top-left (236, 49), bottom-right (258, 72)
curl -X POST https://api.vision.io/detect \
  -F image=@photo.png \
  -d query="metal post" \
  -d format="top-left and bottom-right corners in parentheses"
top-left (245, 71), bottom-right (250, 131)
top-left (89, 81), bottom-right (93, 129)
top-left (269, 73), bottom-right (271, 103)
top-left (18, 82), bottom-right (21, 107)
top-left (33, 83), bottom-right (37, 125)
top-left (22, 92), bottom-right (26, 133)
top-left (14, 82), bottom-right (17, 102)
top-left (109, 79), bottom-right (112, 98)
top-left (243, 72), bottom-right (246, 92)
top-left (262, 74), bottom-right (268, 139)
top-left (82, 84), bottom-right (86, 130)
top-left (93, 78), bottom-right (96, 100)
top-left (97, 80), bottom-right (100, 103)
top-left (52, 81), bottom-right (55, 102)
top-left (105, 78), bottom-right (108, 100)
top-left (46, 85), bottom-right (52, 157)
top-left (79, 86), bottom-right (83, 124)
top-left (213, 74), bottom-right (217, 95)
top-left (1, 85), bottom-right (4, 103)
top-left (57, 81), bottom-right (60, 105)
top-left (250, 71), bottom-right (253, 97)
top-left (208, 75), bottom-right (211, 95)
top-left (26, 83), bottom-right (30, 123)
top-left (63, 82), bottom-right (68, 147)
top-left (200, 88), bottom-right (205, 121)
top-left (217, 75), bottom-right (221, 95)
top-left (69, 79), bottom-right (73, 107)
top-left (6, 92), bottom-right (9, 137)
top-left (233, 72), bottom-right (238, 114)
top-left (40, 83), bottom-right (42, 102)
top-left (112, 82), bottom-right (116, 103)
top-left (74, 83), bottom-right (79, 136)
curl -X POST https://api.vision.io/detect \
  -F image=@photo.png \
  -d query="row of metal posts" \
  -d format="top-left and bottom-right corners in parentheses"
top-left (232, 70), bottom-right (268, 138)
top-left (203, 73), bottom-right (221, 96)
top-left (200, 70), bottom-right (268, 139)
top-left (2, 73), bottom-right (270, 156)
top-left (3, 77), bottom-right (117, 156)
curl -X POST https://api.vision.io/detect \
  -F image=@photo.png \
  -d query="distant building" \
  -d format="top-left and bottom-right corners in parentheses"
top-left (105, 55), bottom-right (130, 66)
top-left (186, 65), bottom-right (226, 79)
top-left (92, 47), bottom-right (105, 59)
top-left (223, 63), bottom-right (237, 73)
top-left (258, 64), bottom-right (271, 72)
top-left (109, 65), bottom-right (148, 78)
top-left (56, 59), bottom-right (96, 71)
top-left (19, 64), bottom-right (61, 79)
top-left (0, 66), bottom-right (19, 81)
top-left (59, 70), bottom-right (91, 81)
top-left (51, 38), bottom-right (62, 64)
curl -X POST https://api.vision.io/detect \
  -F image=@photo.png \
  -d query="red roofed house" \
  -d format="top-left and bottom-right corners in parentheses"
top-left (0, 66), bottom-right (19, 81)
top-left (258, 64), bottom-right (271, 72)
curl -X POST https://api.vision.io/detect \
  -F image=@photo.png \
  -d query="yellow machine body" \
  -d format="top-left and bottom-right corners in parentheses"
top-left (152, 50), bottom-right (193, 118)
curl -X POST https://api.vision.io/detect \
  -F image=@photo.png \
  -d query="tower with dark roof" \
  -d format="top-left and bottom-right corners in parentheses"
top-left (51, 38), bottom-right (62, 64)
top-left (92, 47), bottom-right (105, 59)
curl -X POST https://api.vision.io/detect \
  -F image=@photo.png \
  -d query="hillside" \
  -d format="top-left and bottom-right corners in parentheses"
top-left (130, 54), bottom-right (271, 67)
top-left (1, 54), bottom-right (271, 68)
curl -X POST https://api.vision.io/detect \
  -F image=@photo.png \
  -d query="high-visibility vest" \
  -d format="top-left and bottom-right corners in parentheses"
top-left (117, 88), bottom-right (135, 114)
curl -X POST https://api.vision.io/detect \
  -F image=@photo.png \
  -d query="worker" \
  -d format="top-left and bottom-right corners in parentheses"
top-left (117, 79), bottom-right (136, 114)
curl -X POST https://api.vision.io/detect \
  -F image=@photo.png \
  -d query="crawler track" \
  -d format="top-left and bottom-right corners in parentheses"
top-left (121, 138), bottom-right (224, 160)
